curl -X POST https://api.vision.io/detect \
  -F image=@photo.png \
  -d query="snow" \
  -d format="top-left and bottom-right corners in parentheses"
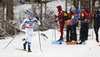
top-left (13, 0), bottom-right (71, 20)
top-left (13, 4), bottom-right (32, 26)
top-left (1, 0), bottom-right (100, 57)
top-left (0, 29), bottom-right (100, 57)
top-left (47, 0), bottom-right (71, 15)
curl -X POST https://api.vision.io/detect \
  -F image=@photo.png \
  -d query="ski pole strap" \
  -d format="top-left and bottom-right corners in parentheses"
top-left (92, 19), bottom-right (94, 28)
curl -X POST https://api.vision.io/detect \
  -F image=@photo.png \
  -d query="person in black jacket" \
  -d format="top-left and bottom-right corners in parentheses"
top-left (92, 8), bottom-right (100, 43)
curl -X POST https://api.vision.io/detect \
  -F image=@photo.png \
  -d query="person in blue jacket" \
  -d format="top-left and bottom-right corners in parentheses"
top-left (70, 9), bottom-right (80, 42)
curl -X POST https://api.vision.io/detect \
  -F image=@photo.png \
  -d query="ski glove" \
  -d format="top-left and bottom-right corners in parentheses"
top-left (54, 20), bottom-right (58, 22)
top-left (17, 30), bottom-right (21, 32)
top-left (36, 17), bottom-right (39, 20)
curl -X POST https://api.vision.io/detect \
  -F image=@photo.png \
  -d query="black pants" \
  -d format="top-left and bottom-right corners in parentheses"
top-left (94, 26), bottom-right (100, 41)
top-left (71, 24), bottom-right (77, 41)
top-left (80, 23), bottom-right (89, 42)
top-left (80, 31), bottom-right (88, 42)
top-left (66, 25), bottom-right (72, 42)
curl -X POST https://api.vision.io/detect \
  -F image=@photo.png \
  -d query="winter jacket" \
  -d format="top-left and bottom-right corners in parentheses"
top-left (93, 10), bottom-right (100, 26)
top-left (71, 9), bottom-right (80, 25)
top-left (80, 10), bottom-right (90, 23)
top-left (57, 5), bottom-right (64, 23)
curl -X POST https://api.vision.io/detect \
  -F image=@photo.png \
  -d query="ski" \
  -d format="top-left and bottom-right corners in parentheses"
top-left (52, 40), bottom-right (65, 44)
top-left (66, 42), bottom-right (77, 45)
top-left (15, 48), bottom-right (32, 53)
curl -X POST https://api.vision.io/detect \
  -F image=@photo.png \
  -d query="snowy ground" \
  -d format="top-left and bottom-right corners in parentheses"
top-left (0, 29), bottom-right (100, 57)
top-left (1, 0), bottom-right (100, 57)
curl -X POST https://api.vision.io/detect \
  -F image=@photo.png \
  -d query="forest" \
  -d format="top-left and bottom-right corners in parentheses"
top-left (0, 0), bottom-right (100, 37)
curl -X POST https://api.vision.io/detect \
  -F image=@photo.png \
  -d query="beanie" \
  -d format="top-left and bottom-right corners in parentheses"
top-left (57, 5), bottom-right (62, 11)
top-left (80, 6), bottom-right (83, 10)
top-left (29, 12), bottom-right (34, 18)
top-left (71, 6), bottom-right (76, 11)
top-left (83, 5), bottom-right (87, 9)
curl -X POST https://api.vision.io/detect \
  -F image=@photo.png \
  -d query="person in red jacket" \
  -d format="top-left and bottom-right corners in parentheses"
top-left (56, 5), bottom-right (65, 41)
top-left (79, 5), bottom-right (90, 44)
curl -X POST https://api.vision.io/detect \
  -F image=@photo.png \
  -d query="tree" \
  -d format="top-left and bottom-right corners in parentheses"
top-left (5, 0), bottom-right (16, 35)
top-left (6, 0), bottom-right (13, 20)
top-left (65, 0), bottom-right (67, 11)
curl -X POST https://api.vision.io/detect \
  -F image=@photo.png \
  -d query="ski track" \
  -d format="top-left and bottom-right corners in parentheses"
top-left (0, 29), bottom-right (100, 57)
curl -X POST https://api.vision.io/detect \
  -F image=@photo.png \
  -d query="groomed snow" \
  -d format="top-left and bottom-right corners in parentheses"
top-left (1, 0), bottom-right (100, 57)
top-left (0, 29), bottom-right (100, 57)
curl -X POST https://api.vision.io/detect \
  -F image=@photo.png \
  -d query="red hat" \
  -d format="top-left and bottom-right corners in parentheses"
top-left (83, 5), bottom-right (87, 9)
top-left (57, 5), bottom-right (62, 12)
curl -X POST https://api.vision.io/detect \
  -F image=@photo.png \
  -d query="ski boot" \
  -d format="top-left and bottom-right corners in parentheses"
top-left (23, 43), bottom-right (26, 51)
top-left (28, 48), bottom-right (32, 52)
top-left (71, 40), bottom-right (77, 42)
top-left (97, 41), bottom-right (99, 43)
top-left (58, 36), bottom-right (63, 41)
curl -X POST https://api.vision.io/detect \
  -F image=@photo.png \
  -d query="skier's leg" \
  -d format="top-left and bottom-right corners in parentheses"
top-left (23, 41), bottom-right (27, 50)
top-left (28, 42), bottom-right (31, 52)
top-left (94, 26), bottom-right (99, 41)
top-left (25, 29), bottom-right (33, 52)
top-left (27, 31), bottom-right (33, 52)
top-left (79, 31), bottom-right (84, 44)
top-left (59, 23), bottom-right (63, 40)
top-left (66, 25), bottom-right (70, 42)
top-left (74, 24), bottom-right (77, 41)
top-left (23, 29), bottom-right (29, 50)
top-left (71, 25), bottom-right (77, 42)
top-left (85, 23), bottom-right (89, 41)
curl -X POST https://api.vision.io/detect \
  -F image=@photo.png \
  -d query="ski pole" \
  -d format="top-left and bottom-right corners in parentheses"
top-left (4, 37), bottom-right (15, 49)
top-left (92, 19), bottom-right (94, 40)
top-left (4, 28), bottom-right (16, 49)
top-left (4, 29), bottom-right (24, 49)
top-left (37, 25), bottom-right (43, 52)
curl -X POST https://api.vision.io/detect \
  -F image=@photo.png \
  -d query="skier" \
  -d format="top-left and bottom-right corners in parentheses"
top-left (56, 5), bottom-right (65, 41)
top-left (18, 12), bottom-right (41, 52)
top-left (70, 9), bottom-right (80, 42)
top-left (92, 7), bottom-right (100, 43)
top-left (66, 6), bottom-right (76, 42)
top-left (79, 5), bottom-right (90, 44)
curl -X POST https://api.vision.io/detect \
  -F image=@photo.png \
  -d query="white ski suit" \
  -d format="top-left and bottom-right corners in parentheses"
top-left (20, 18), bottom-right (41, 43)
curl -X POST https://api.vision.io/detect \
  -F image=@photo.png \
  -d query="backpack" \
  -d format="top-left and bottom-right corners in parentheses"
top-left (62, 11), bottom-right (68, 21)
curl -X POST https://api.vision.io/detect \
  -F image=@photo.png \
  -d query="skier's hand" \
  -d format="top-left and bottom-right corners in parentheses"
top-left (54, 20), bottom-right (58, 22)
top-left (22, 38), bottom-right (26, 41)
top-left (17, 30), bottom-right (21, 32)
top-left (36, 17), bottom-right (39, 20)
top-left (55, 15), bottom-right (57, 19)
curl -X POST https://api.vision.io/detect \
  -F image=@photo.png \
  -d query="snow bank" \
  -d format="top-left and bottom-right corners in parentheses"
top-left (79, 40), bottom-right (100, 53)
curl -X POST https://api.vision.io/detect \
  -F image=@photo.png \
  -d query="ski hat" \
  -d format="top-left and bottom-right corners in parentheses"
top-left (29, 12), bottom-right (34, 18)
top-left (75, 9), bottom-right (80, 13)
top-left (80, 6), bottom-right (83, 10)
top-left (83, 5), bottom-right (87, 9)
top-left (71, 5), bottom-right (76, 11)
top-left (57, 5), bottom-right (62, 12)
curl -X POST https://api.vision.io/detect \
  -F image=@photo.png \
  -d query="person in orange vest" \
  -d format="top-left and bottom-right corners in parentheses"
top-left (66, 6), bottom-right (76, 42)
top-left (70, 9), bottom-right (80, 42)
